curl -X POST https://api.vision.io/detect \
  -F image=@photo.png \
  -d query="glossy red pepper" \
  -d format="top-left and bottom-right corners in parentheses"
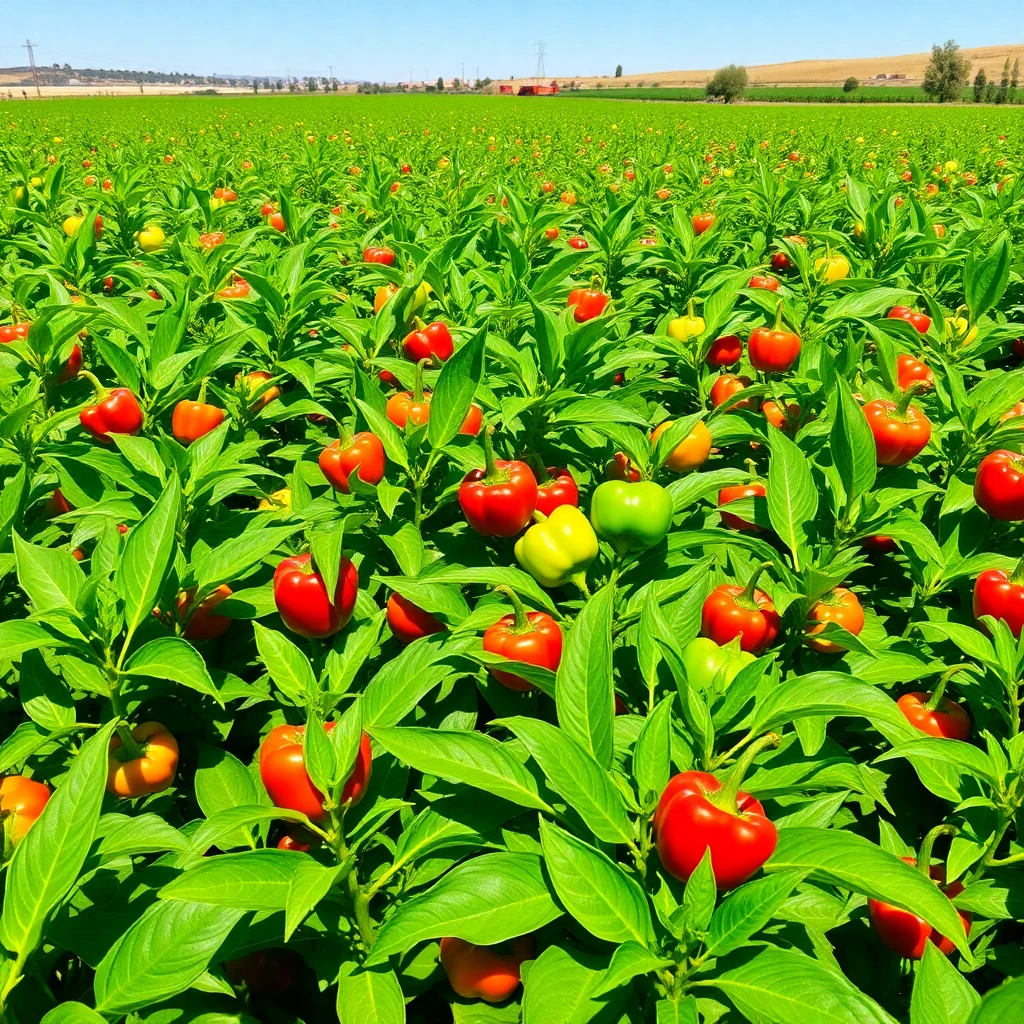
top-left (973, 558), bottom-right (1024, 636)
top-left (701, 562), bottom-right (780, 654)
top-left (896, 353), bottom-right (934, 391)
top-left (567, 236), bottom-right (588, 250)
top-left (705, 335), bottom-right (743, 368)
top-left (0, 322), bottom-right (30, 343)
top-left (863, 390), bottom-right (931, 466)
top-left (861, 535), bottom-right (898, 554)
top-left (402, 320), bottom-right (454, 364)
top-left (748, 274), bottom-right (779, 292)
top-left (260, 723), bottom-right (372, 820)
top-left (387, 593), bottom-right (446, 644)
top-left (887, 306), bottom-right (932, 334)
top-left (58, 343), bottom-right (83, 383)
top-left (605, 452), bottom-right (642, 482)
top-left (655, 734), bottom-right (780, 890)
top-left (318, 433), bottom-right (386, 493)
top-left (868, 827), bottom-right (971, 960)
top-left (79, 374), bottom-right (144, 442)
top-left (566, 287), bottom-right (609, 323)
top-left (535, 467), bottom-right (579, 517)
top-left (459, 428), bottom-right (538, 537)
top-left (482, 587), bottom-right (563, 691)
top-left (748, 303), bottom-right (800, 373)
top-left (691, 212), bottom-right (716, 235)
top-left (718, 465), bottom-right (766, 531)
top-left (897, 670), bottom-right (971, 739)
top-left (273, 552), bottom-right (358, 638)
top-left (974, 450), bottom-right (1024, 521)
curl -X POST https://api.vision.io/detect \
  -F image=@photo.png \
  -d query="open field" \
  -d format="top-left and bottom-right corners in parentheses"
top-left (2, 94), bottom-right (1024, 1022)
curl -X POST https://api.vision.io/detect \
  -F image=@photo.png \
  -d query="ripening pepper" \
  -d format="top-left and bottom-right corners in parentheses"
top-left (701, 562), bottom-right (781, 654)
top-left (514, 505), bottom-right (598, 590)
top-left (804, 587), bottom-right (865, 654)
top-left (402, 319), bottom-right (454, 364)
top-left (459, 428), bottom-right (538, 537)
top-left (655, 733), bottom-right (780, 890)
top-left (974, 450), bottom-right (1024, 522)
top-left (897, 665), bottom-right (972, 740)
top-left (482, 587), bottom-right (563, 691)
top-left (863, 390), bottom-right (931, 466)
top-left (319, 433), bottom-right (386, 494)
top-left (667, 298), bottom-right (705, 343)
top-left (748, 302), bottom-right (801, 373)
top-left (589, 479), bottom-right (674, 555)
top-left (172, 385), bottom-right (225, 445)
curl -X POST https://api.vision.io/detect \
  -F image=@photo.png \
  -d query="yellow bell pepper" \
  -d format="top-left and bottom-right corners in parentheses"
top-left (514, 506), bottom-right (598, 590)
top-left (667, 298), bottom-right (705, 343)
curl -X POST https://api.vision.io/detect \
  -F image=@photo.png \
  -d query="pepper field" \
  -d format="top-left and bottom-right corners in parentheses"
top-left (2, 93), bottom-right (1024, 1023)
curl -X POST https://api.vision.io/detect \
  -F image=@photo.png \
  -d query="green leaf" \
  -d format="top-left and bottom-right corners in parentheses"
top-left (539, 818), bottom-right (653, 945)
top-left (910, 941), bottom-right (979, 1024)
top-left (523, 944), bottom-right (631, 1024)
top-left (0, 621), bottom-right (67, 661)
top-left (968, 976), bottom-right (1024, 1024)
top-left (705, 871), bottom-right (804, 957)
top-left (337, 963), bottom-right (406, 1024)
top-left (93, 900), bottom-right (245, 1014)
top-left (13, 532), bottom-right (82, 613)
top-left (253, 622), bottom-right (317, 705)
top-left (766, 427), bottom-right (817, 570)
top-left (122, 637), bottom-right (222, 705)
top-left (0, 719), bottom-right (118, 958)
top-left (830, 379), bottom-right (876, 511)
top-left (964, 233), bottom-right (1010, 323)
top-left (40, 1004), bottom-right (108, 1024)
top-left (495, 716), bottom-right (632, 843)
top-left (367, 853), bottom-right (560, 965)
top-left (428, 324), bottom-right (486, 449)
top-left (591, 941), bottom-right (673, 998)
top-left (707, 946), bottom-right (898, 1024)
top-left (766, 828), bottom-right (972, 958)
top-left (369, 726), bottom-right (552, 812)
top-left (118, 477), bottom-right (181, 643)
top-left (556, 584), bottom-right (614, 769)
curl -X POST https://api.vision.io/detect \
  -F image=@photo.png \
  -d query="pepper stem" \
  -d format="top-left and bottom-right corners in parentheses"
top-left (743, 457), bottom-right (759, 482)
top-left (924, 664), bottom-right (970, 712)
top-left (711, 732), bottom-right (781, 813)
top-left (482, 425), bottom-right (502, 481)
top-left (894, 381), bottom-right (924, 418)
top-left (493, 586), bottom-right (533, 634)
top-left (916, 823), bottom-right (958, 878)
top-left (78, 369), bottom-right (107, 400)
top-left (772, 299), bottom-right (785, 331)
top-left (590, 273), bottom-right (603, 291)
top-left (1009, 555), bottom-right (1024, 586)
top-left (412, 357), bottom-right (429, 402)
top-left (198, 378), bottom-right (209, 404)
top-left (687, 297), bottom-right (696, 319)
top-left (739, 561), bottom-right (773, 607)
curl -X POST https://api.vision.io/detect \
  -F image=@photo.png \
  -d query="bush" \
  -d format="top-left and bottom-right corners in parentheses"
top-left (706, 64), bottom-right (748, 103)
top-left (843, 77), bottom-right (859, 93)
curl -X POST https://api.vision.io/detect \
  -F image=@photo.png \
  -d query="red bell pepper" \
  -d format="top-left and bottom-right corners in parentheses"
top-left (172, 384), bottom-right (225, 445)
top-left (974, 450), bottom-right (1024, 521)
top-left (705, 335), bottom-right (743, 368)
top-left (887, 306), bottom-right (932, 334)
top-left (79, 371), bottom-right (144, 442)
top-left (459, 428), bottom-right (538, 537)
top-left (896, 353), bottom-right (934, 391)
top-left (701, 562), bottom-right (780, 654)
top-left (710, 374), bottom-right (755, 411)
top-left (402, 319), bottom-right (454, 364)
top-left (273, 552), bottom-right (358, 638)
top-left (535, 466), bottom-right (579, 517)
top-left (897, 666), bottom-right (971, 740)
top-left (748, 302), bottom-right (800, 373)
top-left (482, 587), bottom-right (562, 691)
top-left (863, 388), bottom-right (931, 466)
top-left (319, 432), bottom-right (386, 493)
top-left (566, 285), bottom-right (609, 324)
top-left (655, 733), bottom-right (780, 890)
top-left (973, 557), bottom-right (1024, 636)
top-left (387, 593), bottom-right (446, 645)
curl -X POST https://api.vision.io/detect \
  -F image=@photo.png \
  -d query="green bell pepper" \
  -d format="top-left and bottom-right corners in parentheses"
top-left (680, 637), bottom-right (755, 692)
top-left (589, 480), bottom-right (674, 555)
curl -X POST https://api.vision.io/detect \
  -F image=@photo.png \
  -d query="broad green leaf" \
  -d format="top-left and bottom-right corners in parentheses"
top-left (367, 853), bottom-right (560, 965)
top-left (705, 871), bottom-right (804, 957)
top-left (253, 622), bottom-right (316, 705)
top-left (766, 427), bottom-right (817, 570)
top-left (910, 942), bottom-right (979, 1024)
top-left (428, 324), bottom-right (486, 449)
top-left (122, 637), bottom-right (222, 705)
top-left (337, 963), bottom-right (406, 1024)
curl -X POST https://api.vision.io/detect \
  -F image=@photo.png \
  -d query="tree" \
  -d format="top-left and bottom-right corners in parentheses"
top-left (843, 77), bottom-right (859, 93)
top-left (921, 40), bottom-right (971, 103)
top-left (615, 64), bottom-right (623, 78)
top-left (706, 65), bottom-right (748, 103)
top-left (436, 76), bottom-right (445, 92)
top-left (997, 57), bottom-right (1010, 104)
top-left (973, 68), bottom-right (988, 102)
top-left (1012, 58), bottom-right (1020, 102)
top-left (985, 81), bottom-right (997, 103)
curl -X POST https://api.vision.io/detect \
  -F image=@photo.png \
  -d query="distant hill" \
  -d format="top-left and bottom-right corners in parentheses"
top-left (495, 43), bottom-right (1024, 91)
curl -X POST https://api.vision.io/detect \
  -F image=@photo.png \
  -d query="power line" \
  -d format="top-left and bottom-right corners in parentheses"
top-left (535, 41), bottom-right (546, 83)
top-left (24, 40), bottom-right (41, 98)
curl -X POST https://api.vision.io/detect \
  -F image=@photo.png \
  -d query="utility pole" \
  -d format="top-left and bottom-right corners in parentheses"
top-left (535, 41), bottom-right (546, 84)
top-left (24, 40), bottom-right (41, 98)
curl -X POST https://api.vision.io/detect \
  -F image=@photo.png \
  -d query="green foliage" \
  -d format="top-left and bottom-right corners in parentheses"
top-left (706, 65), bottom-right (748, 103)
top-left (923, 39), bottom-right (972, 103)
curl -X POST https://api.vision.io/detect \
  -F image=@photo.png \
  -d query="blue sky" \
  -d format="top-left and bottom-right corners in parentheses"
top-left (5, 1), bottom-right (1022, 82)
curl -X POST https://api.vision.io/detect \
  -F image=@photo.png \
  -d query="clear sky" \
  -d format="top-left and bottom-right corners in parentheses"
top-left (5, 0), bottom-right (1023, 83)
